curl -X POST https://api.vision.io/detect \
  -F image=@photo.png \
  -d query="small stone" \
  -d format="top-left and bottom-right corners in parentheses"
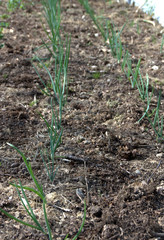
top-left (156, 153), bottom-right (163, 158)
top-left (91, 65), bottom-right (97, 70)
top-left (152, 65), bottom-right (159, 71)
top-left (152, 65), bottom-right (159, 70)
top-left (134, 169), bottom-right (141, 175)
top-left (106, 63), bottom-right (111, 68)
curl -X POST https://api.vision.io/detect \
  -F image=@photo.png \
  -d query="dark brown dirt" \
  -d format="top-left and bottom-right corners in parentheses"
top-left (0, 0), bottom-right (164, 239)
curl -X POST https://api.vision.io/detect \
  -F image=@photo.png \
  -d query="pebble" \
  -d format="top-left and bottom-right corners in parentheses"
top-left (134, 169), bottom-right (141, 175)
top-left (156, 153), bottom-right (163, 158)
top-left (152, 65), bottom-right (159, 70)
top-left (91, 65), bottom-right (98, 70)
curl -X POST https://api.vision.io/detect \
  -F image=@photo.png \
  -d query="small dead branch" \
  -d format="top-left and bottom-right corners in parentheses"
top-left (63, 155), bottom-right (88, 163)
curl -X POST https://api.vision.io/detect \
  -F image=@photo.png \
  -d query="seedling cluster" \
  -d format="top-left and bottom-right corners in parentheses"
top-left (0, 0), bottom-right (86, 239)
top-left (0, 0), bottom-right (163, 239)
top-left (79, 0), bottom-right (164, 141)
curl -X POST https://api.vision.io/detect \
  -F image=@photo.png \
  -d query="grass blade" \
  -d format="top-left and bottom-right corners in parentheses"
top-left (72, 200), bottom-right (86, 240)
top-left (7, 143), bottom-right (44, 198)
top-left (0, 208), bottom-right (44, 232)
top-left (153, 90), bottom-right (161, 126)
top-left (15, 181), bottom-right (44, 232)
top-left (43, 198), bottom-right (52, 240)
top-left (10, 183), bottom-right (44, 201)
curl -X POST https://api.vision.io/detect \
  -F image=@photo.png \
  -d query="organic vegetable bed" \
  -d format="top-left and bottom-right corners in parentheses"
top-left (0, 0), bottom-right (164, 239)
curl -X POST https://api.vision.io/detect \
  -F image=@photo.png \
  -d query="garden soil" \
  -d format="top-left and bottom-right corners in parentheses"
top-left (0, 0), bottom-right (164, 239)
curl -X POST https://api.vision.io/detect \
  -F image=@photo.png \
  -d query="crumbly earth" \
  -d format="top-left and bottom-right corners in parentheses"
top-left (0, 0), bottom-right (164, 239)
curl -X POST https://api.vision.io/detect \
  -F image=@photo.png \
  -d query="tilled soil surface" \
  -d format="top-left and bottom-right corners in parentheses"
top-left (0, 0), bottom-right (164, 239)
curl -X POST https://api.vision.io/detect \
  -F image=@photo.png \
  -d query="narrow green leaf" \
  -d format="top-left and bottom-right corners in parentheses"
top-left (7, 143), bottom-right (44, 197)
top-left (0, 208), bottom-right (44, 232)
top-left (10, 183), bottom-right (44, 201)
top-left (153, 90), bottom-right (161, 126)
top-left (43, 199), bottom-right (52, 240)
top-left (15, 181), bottom-right (44, 232)
top-left (72, 200), bottom-right (86, 240)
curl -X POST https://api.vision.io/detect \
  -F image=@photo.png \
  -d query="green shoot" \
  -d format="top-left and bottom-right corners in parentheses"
top-left (0, 27), bottom-right (3, 40)
top-left (43, 199), bottom-right (53, 240)
top-left (92, 72), bottom-right (101, 79)
top-left (15, 180), bottom-right (45, 232)
top-left (78, 0), bottom-right (163, 145)
top-left (138, 79), bottom-right (154, 123)
top-left (160, 34), bottom-right (164, 54)
top-left (136, 22), bottom-right (140, 34)
top-left (0, 180), bottom-right (52, 237)
top-left (122, 50), bottom-right (134, 85)
top-left (146, 90), bottom-right (164, 140)
top-left (7, 143), bottom-right (45, 197)
top-left (106, 21), bottom-right (125, 63)
top-left (0, 207), bottom-right (46, 232)
top-left (78, 0), bottom-right (106, 40)
top-left (122, 50), bottom-right (141, 88)
top-left (39, 99), bottom-right (63, 182)
top-left (7, 0), bottom-right (24, 11)
top-left (72, 200), bottom-right (86, 240)
top-left (132, 58), bottom-right (141, 87)
top-left (42, 0), bottom-right (62, 55)
top-left (0, 144), bottom-right (54, 238)
top-left (1, 0), bottom-right (87, 238)
top-left (136, 71), bottom-right (149, 100)
top-left (0, 22), bottom-right (9, 28)
top-left (10, 182), bottom-right (44, 201)
top-left (153, 90), bottom-right (161, 126)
